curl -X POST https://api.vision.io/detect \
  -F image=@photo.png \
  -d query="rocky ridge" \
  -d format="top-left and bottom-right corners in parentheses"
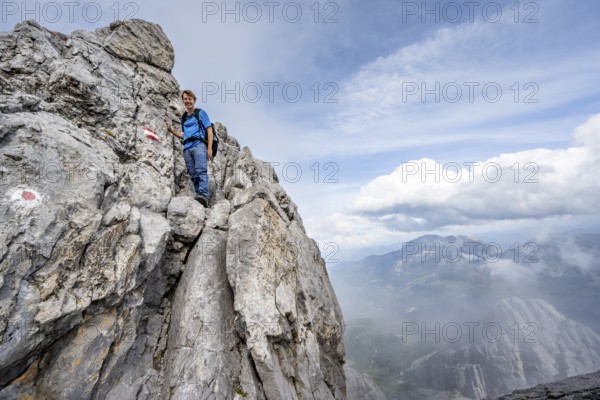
top-left (486, 369), bottom-right (600, 400)
top-left (330, 235), bottom-right (600, 399)
top-left (0, 19), bottom-right (346, 399)
top-left (405, 297), bottom-right (600, 399)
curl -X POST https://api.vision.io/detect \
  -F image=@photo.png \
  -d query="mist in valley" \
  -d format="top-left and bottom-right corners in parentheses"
top-left (329, 233), bottom-right (600, 399)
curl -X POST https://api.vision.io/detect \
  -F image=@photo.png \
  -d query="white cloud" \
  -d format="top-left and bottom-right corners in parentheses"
top-left (485, 258), bottom-right (541, 287)
top-left (555, 233), bottom-right (599, 275)
top-left (322, 19), bottom-right (600, 156)
top-left (350, 113), bottom-right (600, 230)
top-left (574, 114), bottom-right (600, 152)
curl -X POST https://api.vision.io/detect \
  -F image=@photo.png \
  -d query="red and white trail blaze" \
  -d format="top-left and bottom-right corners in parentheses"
top-left (21, 191), bottom-right (36, 201)
top-left (144, 128), bottom-right (159, 142)
top-left (11, 189), bottom-right (42, 207)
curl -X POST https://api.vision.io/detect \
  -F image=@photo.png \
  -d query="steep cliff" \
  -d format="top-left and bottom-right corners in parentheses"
top-left (0, 19), bottom-right (346, 399)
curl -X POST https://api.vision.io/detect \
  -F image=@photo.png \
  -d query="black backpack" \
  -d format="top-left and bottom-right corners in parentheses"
top-left (180, 108), bottom-right (219, 156)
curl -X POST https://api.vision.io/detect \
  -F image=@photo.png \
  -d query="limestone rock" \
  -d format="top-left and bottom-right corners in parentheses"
top-left (405, 298), bottom-right (600, 399)
top-left (345, 367), bottom-right (388, 400)
top-left (100, 20), bottom-right (175, 72)
top-left (167, 196), bottom-right (206, 243)
top-left (0, 19), bottom-right (349, 400)
top-left (487, 369), bottom-right (600, 400)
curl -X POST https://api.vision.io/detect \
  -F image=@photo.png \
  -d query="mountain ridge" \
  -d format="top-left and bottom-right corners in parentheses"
top-left (329, 233), bottom-right (600, 399)
top-left (486, 369), bottom-right (600, 400)
top-left (0, 19), bottom-right (352, 399)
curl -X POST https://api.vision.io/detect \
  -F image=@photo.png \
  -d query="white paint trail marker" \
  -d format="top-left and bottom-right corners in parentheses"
top-left (144, 128), bottom-right (159, 142)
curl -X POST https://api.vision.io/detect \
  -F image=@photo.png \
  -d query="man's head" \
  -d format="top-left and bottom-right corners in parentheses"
top-left (182, 90), bottom-right (196, 112)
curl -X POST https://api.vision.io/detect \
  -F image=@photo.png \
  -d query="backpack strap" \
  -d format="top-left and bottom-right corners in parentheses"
top-left (193, 109), bottom-right (206, 135)
top-left (194, 108), bottom-right (212, 145)
top-left (180, 110), bottom-right (189, 132)
top-left (182, 108), bottom-right (217, 150)
top-left (181, 108), bottom-right (204, 138)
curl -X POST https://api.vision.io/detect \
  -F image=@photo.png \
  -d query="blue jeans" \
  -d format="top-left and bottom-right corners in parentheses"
top-left (183, 143), bottom-right (209, 198)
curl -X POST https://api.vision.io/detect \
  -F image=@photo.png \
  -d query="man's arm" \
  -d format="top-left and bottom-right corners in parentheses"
top-left (164, 119), bottom-right (184, 139)
top-left (206, 125), bottom-right (214, 161)
top-left (170, 128), bottom-right (184, 139)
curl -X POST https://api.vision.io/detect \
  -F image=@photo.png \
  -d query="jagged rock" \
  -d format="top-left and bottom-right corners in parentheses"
top-left (101, 20), bottom-right (174, 72)
top-left (139, 212), bottom-right (171, 274)
top-left (167, 196), bottom-right (205, 243)
top-left (204, 199), bottom-right (231, 230)
top-left (487, 369), bottom-right (600, 400)
top-left (0, 19), bottom-right (349, 400)
top-left (103, 202), bottom-right (132, 226)
top-left (405, 298), bottom-right (600, 399)
top-left (345, 367), bottom-right (388, 400)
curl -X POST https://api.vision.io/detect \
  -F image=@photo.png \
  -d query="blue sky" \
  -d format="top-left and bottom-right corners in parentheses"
top-left (3, 0), bottom-right (600, 261)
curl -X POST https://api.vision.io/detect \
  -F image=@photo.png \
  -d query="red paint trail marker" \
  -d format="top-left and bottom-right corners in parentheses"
top-left (11, 189), bottom-right (42, 208)
top-left (144, 128), bottom-right (159, 142)
top-left (21, 191), bottom-right (36, 201)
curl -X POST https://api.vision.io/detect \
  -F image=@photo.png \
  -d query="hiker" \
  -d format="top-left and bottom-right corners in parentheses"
top-left (164, 89), bottom-right (213, 207)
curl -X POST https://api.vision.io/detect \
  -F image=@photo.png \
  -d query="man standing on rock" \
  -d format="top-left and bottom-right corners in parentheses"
top-left (165, 89), bottom-right (213, 207)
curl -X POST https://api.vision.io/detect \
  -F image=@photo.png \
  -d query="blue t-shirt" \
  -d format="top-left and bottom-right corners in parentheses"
top-left (182, 109), bottom-right (211, 150)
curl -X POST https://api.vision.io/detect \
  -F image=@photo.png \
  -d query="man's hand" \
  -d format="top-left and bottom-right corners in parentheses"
top-left (164, 118), bottom-right (183, 139)
top-left (208, 148), bottom-right (213, 161)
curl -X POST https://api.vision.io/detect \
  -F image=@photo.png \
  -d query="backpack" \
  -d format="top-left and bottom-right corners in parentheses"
top-left (180, 108), bottom-right (219, 156)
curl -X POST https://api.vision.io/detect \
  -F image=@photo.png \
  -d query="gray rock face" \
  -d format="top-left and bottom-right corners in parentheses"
top-left (486, 369), bottom-right (600, 400)
top-left (167, 196), bottom-right (206, 243)
top-left (345, 367), bottom-right (387, 400)
top-left (0, 20), bottom-right (347, 399)
top-left (405, 298), bottom-right (600, 399)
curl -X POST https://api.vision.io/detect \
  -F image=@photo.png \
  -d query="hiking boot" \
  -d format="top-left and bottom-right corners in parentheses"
top-left (195, 195), bottom-right (209, 207)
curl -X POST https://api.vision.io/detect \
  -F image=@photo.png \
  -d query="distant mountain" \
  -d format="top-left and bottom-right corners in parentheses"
top-left (329, 233), bottom-right (600, 399)
top-left (511, 233), bottom-right (600, 333)
top-left (406, 297), bottom-right (600, 399)
top-left (329, 235), bottom-right (495, 322)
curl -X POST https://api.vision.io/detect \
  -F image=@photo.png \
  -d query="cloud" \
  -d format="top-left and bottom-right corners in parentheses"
top-left (322, 17), bottom-right (600, 156)
top-left (555, 232), bottom-right (599, 275)
top-left (485, 257), bottom-right (541, 287)
top-left (350, 113), bottom-right (600, 230)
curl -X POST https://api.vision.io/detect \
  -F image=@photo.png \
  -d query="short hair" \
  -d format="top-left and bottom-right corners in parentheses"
top-left (181, 89), bottom-right (196, 100)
